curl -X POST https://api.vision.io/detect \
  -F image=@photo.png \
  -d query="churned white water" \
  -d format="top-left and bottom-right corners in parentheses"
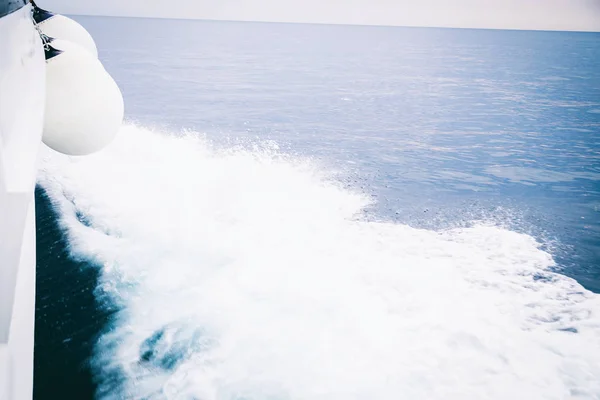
top-left (39, 125), bottom-right (600, 400)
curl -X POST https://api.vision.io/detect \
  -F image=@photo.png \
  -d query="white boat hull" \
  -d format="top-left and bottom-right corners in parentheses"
top-left (0, 2), bottom-right (45, 399)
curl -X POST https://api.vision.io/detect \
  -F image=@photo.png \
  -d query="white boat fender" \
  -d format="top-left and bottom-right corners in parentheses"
top-left (31, 0), bottom-right (98, 57)
top-left (41, 36), bottom-right (124, 156)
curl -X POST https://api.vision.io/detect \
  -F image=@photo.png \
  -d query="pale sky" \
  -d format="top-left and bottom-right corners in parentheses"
top-left (41, 0), bottom-right (600, 32)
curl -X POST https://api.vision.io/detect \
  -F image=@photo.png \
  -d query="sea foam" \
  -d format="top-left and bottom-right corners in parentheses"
top-left (39, 124), bottom-right (600, 400)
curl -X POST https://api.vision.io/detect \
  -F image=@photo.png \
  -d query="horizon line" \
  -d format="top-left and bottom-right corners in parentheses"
top-left (67, 13), bottom-right (600, 34)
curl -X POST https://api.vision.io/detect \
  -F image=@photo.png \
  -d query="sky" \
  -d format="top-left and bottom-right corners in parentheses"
top-left (40, 0), bottom-right (600, 32)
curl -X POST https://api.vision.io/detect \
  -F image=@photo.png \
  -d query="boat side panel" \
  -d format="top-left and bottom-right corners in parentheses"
top-left (0, 0), bottom-right (27, 19)
top-left (0, 3), bottom-right (45, 400)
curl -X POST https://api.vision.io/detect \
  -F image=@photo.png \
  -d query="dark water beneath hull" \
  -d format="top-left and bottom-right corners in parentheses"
top-left (34, 187), bottom-right (106, 399)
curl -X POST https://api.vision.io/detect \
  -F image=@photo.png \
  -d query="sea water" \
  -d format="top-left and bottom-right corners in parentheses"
top-left (34, 17), bottom-right (600, 399)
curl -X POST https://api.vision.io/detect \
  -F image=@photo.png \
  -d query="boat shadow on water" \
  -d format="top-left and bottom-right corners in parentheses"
top-left (34, 186), bottom-right (110, 399)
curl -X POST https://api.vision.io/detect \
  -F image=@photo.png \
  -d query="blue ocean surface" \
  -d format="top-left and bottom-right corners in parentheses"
top-left (34, 17), bottom-right (600, 399)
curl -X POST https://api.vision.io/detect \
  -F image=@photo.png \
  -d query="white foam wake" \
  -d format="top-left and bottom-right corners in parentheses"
top-left (38, 125), bottom-right (600, 400)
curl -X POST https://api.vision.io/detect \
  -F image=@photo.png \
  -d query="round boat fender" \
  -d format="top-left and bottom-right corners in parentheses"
top-left (41, 37), bottom-right (124, 156)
